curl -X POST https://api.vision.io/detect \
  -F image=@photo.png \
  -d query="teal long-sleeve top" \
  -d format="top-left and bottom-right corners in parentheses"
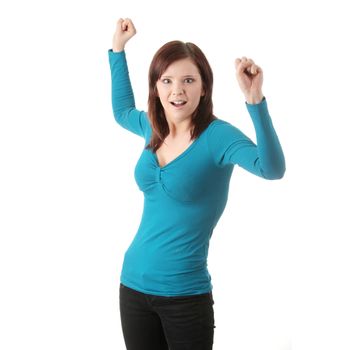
top-left (108, 49), bottom-right (285, 296)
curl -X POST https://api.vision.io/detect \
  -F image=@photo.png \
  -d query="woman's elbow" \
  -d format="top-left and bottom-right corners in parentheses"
top-left (112, 108), bottom-right (131, 126)
top-left (262, 165), bottom-right (286, 180)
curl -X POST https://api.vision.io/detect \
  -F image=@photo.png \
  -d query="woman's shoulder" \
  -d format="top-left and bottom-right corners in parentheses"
top-left (206, 117), bottom-right (246, 143)
top-left (207, 117), bottom-right (239, 132)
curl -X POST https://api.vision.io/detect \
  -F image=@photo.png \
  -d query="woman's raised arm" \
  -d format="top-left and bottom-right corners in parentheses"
top-left (108, 18), bottom-right (150, 138)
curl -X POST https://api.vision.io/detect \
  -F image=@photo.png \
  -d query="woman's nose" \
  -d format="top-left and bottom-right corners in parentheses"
top-left (171, 82), bottom-right (184, 95)
top-left (172, 87), bottom-right (184, 95)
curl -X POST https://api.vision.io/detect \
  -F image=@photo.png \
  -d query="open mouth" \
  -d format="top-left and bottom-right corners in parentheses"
top-left (170, 100), bottom-right (187, 106)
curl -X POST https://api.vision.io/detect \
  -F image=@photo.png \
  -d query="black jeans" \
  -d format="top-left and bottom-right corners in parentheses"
top-left (119, 283), bottom-right (215, 350)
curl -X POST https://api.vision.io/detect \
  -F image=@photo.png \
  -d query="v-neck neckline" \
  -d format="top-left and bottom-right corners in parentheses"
top-left (150, 119), bottom-right (219, 170)
top-left (154, 138), bottom-right (198, 169)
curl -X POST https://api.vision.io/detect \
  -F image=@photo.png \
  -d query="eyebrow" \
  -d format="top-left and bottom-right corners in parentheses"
top-left (160, 74), bottom-right (199, 78)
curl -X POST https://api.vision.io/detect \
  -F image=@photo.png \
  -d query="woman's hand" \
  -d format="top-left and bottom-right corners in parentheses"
top-left (112, 18), bottom-right (137, 53)
top-left (235, 57), bottom-right (264, 104)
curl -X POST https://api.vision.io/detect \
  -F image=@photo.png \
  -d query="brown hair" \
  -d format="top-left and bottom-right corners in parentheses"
top-left (145, 41), bottom-right (217, 152)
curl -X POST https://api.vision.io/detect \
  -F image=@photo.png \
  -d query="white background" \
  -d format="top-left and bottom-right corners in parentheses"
top-left (1, 0), bottom-right (349, 349)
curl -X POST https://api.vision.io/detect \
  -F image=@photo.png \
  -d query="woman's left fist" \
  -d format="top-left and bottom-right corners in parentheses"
top-left (235, 57), bottom-right (264, 104)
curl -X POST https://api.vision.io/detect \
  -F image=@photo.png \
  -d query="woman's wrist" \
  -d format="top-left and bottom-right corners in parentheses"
top-left (113, 46), bottom-right (125, 53)
top-left (245, 92), bottom-right (264, 105)
top-left (112, 41), bottom-right (125, 52)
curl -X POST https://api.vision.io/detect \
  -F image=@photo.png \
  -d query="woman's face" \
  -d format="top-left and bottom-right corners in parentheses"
top-left (156, 58), bottom-right (204, 125)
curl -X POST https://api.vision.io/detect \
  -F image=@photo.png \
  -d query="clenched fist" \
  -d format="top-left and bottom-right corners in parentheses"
top-left (112, 18), bottom-right (137, 52)
top-left (235, 57), bottom-right (264, 104)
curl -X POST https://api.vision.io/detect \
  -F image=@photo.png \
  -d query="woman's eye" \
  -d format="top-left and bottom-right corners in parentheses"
top-left (162, 79), bottom-right (171, 84)
top-left (185, 78), bottom-right (194, 83)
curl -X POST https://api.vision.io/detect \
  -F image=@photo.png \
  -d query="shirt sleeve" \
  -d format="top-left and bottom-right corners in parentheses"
top-left (206, 98), bottom-right (286, 180)
top-left (108, 49), bottom-right (150, 138)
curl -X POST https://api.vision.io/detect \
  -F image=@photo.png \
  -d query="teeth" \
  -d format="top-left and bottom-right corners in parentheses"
top-left (172, 100), bottom-right (186, 105)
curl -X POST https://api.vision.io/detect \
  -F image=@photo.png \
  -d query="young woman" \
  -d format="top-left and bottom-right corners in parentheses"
top-left (108, 18), bottom-right (285, 350)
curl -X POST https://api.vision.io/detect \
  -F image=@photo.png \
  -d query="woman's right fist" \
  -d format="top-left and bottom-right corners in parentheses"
top-left (112, 18), bottom-right (137, 52)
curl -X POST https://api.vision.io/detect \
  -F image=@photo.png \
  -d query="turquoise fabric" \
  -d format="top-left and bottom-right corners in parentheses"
top-left (108, 49), bottom-right (285, 296)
